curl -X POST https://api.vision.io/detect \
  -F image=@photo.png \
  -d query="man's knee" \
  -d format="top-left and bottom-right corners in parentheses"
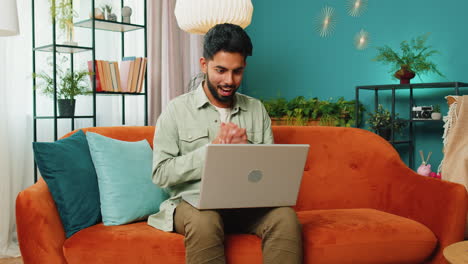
top-left (265, 207), bottom-right (302, 237)
top-left (185, 209), bottom-right (224, 241)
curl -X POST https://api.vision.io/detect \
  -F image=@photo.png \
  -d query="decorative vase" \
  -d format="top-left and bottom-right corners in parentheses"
top-left (122, 6), bottom-right (132, 23)
top-left (431, 112), bottom-right (442, 120)
top-left (63, 22), bottom-right (77, 46)
top-left (394, 65), bottom-right (415, 84)
top-left (58, 99), bottom-right (76, 117)
top-left (89, 8), bottom-right (104, 19)
top-left (108, 13), bottom-right (117, 21)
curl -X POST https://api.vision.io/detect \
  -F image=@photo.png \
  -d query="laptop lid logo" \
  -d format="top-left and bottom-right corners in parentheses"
top-left (248, 170), bottom-right (263, 183)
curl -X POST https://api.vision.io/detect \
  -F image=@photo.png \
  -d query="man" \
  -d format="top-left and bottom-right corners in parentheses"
top-left (149, 23), bottom-right (303, 264)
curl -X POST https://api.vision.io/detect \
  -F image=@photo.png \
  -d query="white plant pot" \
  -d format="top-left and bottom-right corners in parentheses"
top-left (431, 112), bottom-right (442, 120)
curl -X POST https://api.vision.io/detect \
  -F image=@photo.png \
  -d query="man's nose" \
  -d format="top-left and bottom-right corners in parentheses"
top-left (224, 72), bottom-right (234, 85)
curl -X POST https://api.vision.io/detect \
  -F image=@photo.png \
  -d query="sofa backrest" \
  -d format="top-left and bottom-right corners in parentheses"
top-left (63, 126), bottom-right (156, 147)
top-left (272, 126), bottom-right (404, 211)
top-left (66, 126), bottom-right (403, 212)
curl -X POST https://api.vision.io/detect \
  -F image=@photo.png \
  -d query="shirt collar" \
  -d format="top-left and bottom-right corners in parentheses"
top-left (194, 82), bottom-right (211, 109)
top-left (194, 82), bottom-right (247, 112)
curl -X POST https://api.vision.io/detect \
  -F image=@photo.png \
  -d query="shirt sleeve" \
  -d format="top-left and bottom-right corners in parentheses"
top-left (261, 103), bottom-right (275, 144)
top-left (152, 102), bottom-right (206, 188)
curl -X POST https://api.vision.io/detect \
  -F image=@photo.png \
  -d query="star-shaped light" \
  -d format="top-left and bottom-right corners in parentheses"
top-left (354, 29), bottom-right (370, 50)
top-left (315, 6), bottom-right (336, 38)
top-left (347, 0), bottom-right (368, 17)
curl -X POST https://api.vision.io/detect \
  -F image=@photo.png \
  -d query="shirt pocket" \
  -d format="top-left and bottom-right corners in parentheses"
top-left (247, 131), bottom-right (263, 144)
top-left (179, 128), bottom-right (210, 153)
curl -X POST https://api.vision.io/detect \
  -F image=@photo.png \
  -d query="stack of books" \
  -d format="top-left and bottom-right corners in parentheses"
top-left (87, 57), bottom-right (147, 93)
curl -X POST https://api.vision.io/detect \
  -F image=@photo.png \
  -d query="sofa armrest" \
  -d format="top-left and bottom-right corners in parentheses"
top-left (16, 178), bottom-right (67, 264)
top-left (377, 159), bottom-right (468, 264)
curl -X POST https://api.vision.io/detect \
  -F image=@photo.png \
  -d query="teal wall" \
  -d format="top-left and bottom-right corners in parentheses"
top-left (243, 0), bottom-right (468, 170)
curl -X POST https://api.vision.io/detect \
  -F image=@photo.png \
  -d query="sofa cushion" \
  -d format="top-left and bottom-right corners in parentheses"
top-left (63, 208), bottom-right (436, 264)
top-left (298, 208), bottom-right (437, 264)
top-left (63, 222), bottom-right (263, 264)
top-left (32, 130), bottom-right (101, 238)
top-left (86, 132), bottom-right (169, 226)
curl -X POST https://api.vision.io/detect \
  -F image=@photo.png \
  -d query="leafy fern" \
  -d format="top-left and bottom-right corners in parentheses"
top-left (373, 33), bottom-right (444, 78)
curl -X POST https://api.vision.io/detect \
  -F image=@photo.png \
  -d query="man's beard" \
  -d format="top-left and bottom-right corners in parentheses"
top-left (206, 73), bottom-right (238, 104)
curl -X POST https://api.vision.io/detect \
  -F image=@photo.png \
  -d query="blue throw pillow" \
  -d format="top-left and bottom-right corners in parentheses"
top-left (86, 132), bottom-right (168, 226)
top-left (33, 130), bottom-right (101, 238)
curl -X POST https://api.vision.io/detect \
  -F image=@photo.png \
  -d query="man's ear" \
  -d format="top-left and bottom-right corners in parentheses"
top-left (200, 57), bottom-right (208, 74)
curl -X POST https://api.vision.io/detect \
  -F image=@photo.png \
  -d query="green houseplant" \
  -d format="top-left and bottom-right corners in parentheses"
top-left (367, 104), bottom-right (406, 140)
top-left (373, 33), bottom-right (444, 84)
top-left (262, 96), bottom-right (365, 127)
top-left (431, 104), bottom-right (442, 120)
top-left (34, 58), bottom-right (93, 117)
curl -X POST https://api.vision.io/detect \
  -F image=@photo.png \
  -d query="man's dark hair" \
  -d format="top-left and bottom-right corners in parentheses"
top-left (203, 23), bottom-right (253, 61)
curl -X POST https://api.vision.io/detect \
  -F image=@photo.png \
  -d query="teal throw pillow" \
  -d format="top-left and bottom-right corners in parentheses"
top-left (86, 132), bottom-right (168, 226)
top-left (33, 130), bottom-right (101, 238)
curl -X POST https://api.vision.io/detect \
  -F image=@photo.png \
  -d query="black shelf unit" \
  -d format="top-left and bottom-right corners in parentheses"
top-left (354, 82), bottom-right (468, 169)
top-left (32, 0), bottom-right (148, 182)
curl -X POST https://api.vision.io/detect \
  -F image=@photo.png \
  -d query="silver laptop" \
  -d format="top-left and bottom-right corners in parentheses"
top-left (183, 144), bottom-right (309, 210)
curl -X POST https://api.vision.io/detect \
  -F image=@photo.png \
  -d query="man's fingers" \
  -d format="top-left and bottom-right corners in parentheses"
top-left (218, 122), bottom-right (228, 144)
top-left (225, 127), bottom-right (237, 144)
top-left (229, 127), bottom-right (247, 144)
top-left (231, 133), bottom-right (248, 144)
top-left (217, 123), bottom-right (247, 144)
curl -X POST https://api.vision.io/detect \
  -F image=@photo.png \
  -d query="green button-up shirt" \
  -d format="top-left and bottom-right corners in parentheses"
top-left (148, 83), bottom-right (274, 231)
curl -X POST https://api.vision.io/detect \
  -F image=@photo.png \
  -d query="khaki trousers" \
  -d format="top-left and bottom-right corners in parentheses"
top-left (174, 201), bottom-right (303, 264)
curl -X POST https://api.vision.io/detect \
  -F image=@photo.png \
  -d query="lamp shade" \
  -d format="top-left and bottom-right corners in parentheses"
top-left (0, 0), bottom-right (19, 36)
top-left (174, 0), bottom-right (253, 35)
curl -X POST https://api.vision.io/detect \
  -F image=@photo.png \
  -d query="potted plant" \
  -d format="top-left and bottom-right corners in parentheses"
top-left (373, 33), bottom-right (444, 84)
top-left (49, 0), bottom-right (78, 45)
top-left (102, 4), bottom-right (117, 21)
top-left (262, 96), bottom-right (365, 127)
top-left (367, 104), bottom-right (407, 140)
top-left (431, 104), bottom-right (442, 120)
top-left (34, 58), bottom-right (93, 117)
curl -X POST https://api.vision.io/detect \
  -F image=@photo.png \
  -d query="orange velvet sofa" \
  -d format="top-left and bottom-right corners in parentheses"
top-left (16, 126), bottom-right (468, 264)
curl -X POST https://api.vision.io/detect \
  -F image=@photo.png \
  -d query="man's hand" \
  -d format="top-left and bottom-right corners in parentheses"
top-left (212, 122), bottom-right (248, 144)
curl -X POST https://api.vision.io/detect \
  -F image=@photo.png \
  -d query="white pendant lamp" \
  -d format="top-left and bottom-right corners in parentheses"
top-left (0, 0), bottom-right (19, 36)
top-left (174, 0), bottom-right (253, 35)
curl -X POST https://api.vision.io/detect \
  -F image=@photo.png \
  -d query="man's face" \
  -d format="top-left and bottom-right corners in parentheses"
top-left (200, 51), bottom-right (246, 107)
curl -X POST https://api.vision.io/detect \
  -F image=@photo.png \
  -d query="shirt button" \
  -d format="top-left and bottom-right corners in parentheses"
top-left (188, 136), bottom-right (192, 139)
top-left (214, 120), bottom-right (218, 123)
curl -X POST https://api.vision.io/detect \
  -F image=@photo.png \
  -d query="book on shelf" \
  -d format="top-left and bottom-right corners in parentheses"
top-left (113, 62), bottom-right (123, 92)
top-left (109, 62), bottom-right (118, 92)
top-left (130, 57), bottom-right (142, 93)
top-left (87, 60), bottom-right (102, 92)
top-left (97, 61), bottom-right (107, 91)
top-left (137, 58), bottom-right (147, 93)
top-left (120, 60), bottom-right (132, 92)
top-left (103, 61), bottom-right (112, 92)
top-left (88, 57), bottom-right (147, 93)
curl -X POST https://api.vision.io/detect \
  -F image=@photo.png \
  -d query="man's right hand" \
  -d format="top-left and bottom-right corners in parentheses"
top-left (212, 122), bottom-right (247, 144)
